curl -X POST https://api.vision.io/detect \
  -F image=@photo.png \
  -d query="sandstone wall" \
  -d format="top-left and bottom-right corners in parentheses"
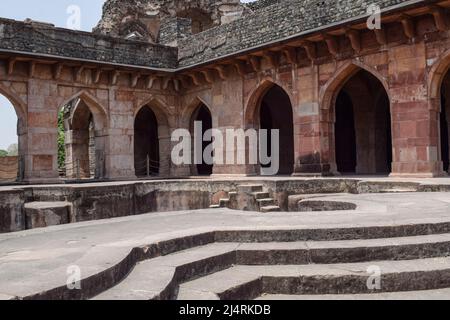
top-left (0, 156), bottom-right (18, 181)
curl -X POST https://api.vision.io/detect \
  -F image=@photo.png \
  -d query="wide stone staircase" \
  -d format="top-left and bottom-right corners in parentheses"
top-left (210, 184), bottom-right (281, 213)
top-left (90, 221), bottom-right (450, 300)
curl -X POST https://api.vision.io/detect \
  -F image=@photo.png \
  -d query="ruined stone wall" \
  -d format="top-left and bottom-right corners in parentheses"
top-left (178, 0), bottom-right (419, 66)
top-left (0, 18), bottom-right (178, 69)
top-left (94, 0), bottom-right (247, 40)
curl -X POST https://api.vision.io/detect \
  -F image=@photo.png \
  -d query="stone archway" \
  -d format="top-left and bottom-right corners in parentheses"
top-left (320, 62), bottom-right (393, 176)
top-left (429, 50), bottom-right (450, 174)
top-left (0, 84), bottom-right (28, 182)
top-left (333, 70), bottom-right (392, 175)
top-left (189, 103), bottom-right (213, 176)
top-left (245, 81), bottom-right (295, 175)
top-left (439, 72), bottom-right (450, 173)
top-left (134, 100), bottom-right (171, 177)
top-left (0, 89), bottom-right (25, 182)
top-left (134, 106), bottom-right (160, 176)
top-left (60, 91), bottom-right (108, 180)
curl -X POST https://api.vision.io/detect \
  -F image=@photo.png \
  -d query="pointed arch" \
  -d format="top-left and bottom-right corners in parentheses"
top-left (428, 49), bottom-right (450, 103)
top-left (321, 61), bottom-right (392, 175)
top-left (0, 83), bottom-right (28, 181)
top-left (0, 82), bottom-right (27, 124)
top-left (180, 96), bottom-right (211, 128)
top-left (320, 61), bottom-right (390, 116)
top-left (244, 79), bottom-right (295, 128)
top-left (181, 96), bottom-right (214, 176)
top-left (59, 90), bottom-right (108, 179)
top-left (135, 96), bottom-right (171, 122)
top-left (60, 90), bottom-right (108, 130)
top-left (134, 96), bottom-right (172, 177)
top-left (428, 49), bottom-right (450, 173)
top-left (244, 79), bottom-right (295, 175)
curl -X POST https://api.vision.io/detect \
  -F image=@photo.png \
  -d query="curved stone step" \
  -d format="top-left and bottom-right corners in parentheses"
top-left (178, 257), bottom-right (450, 300)
top-left (93, 233), bottom-right (450, 300)
top-left (256, 289), bottom-right (450, 300)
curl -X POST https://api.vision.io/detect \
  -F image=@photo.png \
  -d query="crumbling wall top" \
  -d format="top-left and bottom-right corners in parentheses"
top-left (94, 0), bottom-right (249, 41)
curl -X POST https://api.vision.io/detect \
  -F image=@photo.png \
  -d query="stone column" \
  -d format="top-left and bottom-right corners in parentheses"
top-left (106, 89), bottom-right (135, 180)
top-left (293, 65), bottom-right (328, 175)
top-left (389, 43), bottom-right (443, 177)
top-left (24, 79), bottom-right (60, 183)
top-left (211, 76), bottom-right (250, 177)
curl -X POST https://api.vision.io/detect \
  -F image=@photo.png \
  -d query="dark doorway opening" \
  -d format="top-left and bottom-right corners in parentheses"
top-left (193, 104), bottom-right (213, 175)
top-left (441, 93), bottom-right (449, 172)
top-left (259, 85), bottom-right (294, 175)
top-left (334, 70), bottom-right (392, 175)
top-left (335, 91), bottom-right (357, 173)
top-left (134, 106), bottom-right (160, 177)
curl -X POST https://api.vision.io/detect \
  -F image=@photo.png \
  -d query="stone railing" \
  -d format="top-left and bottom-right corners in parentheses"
top-left (0, 156), bottom-right (18, 181)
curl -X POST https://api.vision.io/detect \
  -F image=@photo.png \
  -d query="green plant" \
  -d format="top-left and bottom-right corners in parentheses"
top-left (57, 109), bottom-right (66, 170)
top-left (0, 149), bottom-right (7, 157)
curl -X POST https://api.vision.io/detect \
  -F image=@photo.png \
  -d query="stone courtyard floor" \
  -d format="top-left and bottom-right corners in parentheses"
top-left (2, 187), bottom-right (450, 300)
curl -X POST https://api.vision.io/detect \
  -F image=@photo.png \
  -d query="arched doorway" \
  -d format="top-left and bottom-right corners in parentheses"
top-left (440, 72), bottom-right (450, 173)
top-left (334, 69), bottom-right (392, 175)
top-left (258, 84), bottom-right (294, 175)
top-left (62, 99), bottom-right (102, 179)
top-left (60, 94), bottom-right (107, 180)
top-left (190, 103), bottom-right (213, 175)
top-left (134, 106), bottom-right (160, 177)
top-left (0, 93), bottom-right (20, 182)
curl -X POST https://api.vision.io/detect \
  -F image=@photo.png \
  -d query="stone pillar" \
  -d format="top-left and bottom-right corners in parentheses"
top-left (389, 43), bottom-right (443, 177)
top-left (211, 76), bottom-right (250, 177)
top-left (24, 80), bottom-right (59, 182)
top-left (159, 129), bottom-right (172, 177)
top-left (293, 65), bottom-right (327, 175)
top-left (106, 90), bottom-right (135, 180)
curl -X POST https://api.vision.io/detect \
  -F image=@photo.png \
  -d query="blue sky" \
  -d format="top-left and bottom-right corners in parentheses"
top-left (0, 0), bottom-right (254, 150)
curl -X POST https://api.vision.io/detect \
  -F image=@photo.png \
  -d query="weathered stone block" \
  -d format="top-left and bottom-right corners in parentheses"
top-left (24, 201), bottom-right (71, 229)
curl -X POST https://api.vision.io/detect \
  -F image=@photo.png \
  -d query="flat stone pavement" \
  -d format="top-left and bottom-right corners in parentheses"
top-left (1, 192), bottom-right (450, 299)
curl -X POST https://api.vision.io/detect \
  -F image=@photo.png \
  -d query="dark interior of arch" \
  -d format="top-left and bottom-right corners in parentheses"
top-left (70, 100), bottom-right (96, 179)
top-left (335, 70), bottom-right (392, 175)
top-left (134, 106), bottom-right (160, 177)
top-left (335, 91), bottom-right (357, 173)
top-left (259, 84), bottom-right (295, 175)
top-left (440, 72), bottom-right (450, 172)
top-left (193, 104), bottom-right (213, 175)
